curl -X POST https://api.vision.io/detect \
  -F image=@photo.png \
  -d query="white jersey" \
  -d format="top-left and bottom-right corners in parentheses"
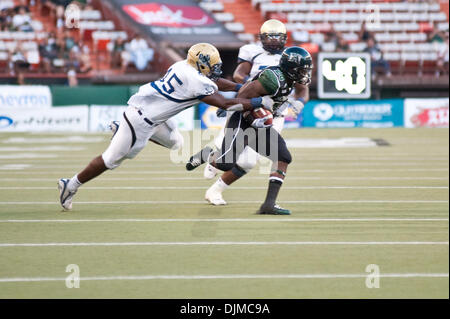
top-left (128, 60), bottom-right (218, 124)
top-left (238, 43), bottom-right (281, 80)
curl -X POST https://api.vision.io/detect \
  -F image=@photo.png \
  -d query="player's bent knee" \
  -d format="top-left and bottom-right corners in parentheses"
top-left (279, 148), bottom-right (292, 164)
top-left (102, 152), bottom-right (126, 170)
top-left (236, 153), bottom-right (257, 172)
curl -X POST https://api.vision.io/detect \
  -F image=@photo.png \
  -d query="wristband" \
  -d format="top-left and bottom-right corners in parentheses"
top-left (297, 97), bottom-right (306, 104)
top-left (235, 84), bottom-right (243, 92)
top-left (250, 97), bottom-right (262, 109)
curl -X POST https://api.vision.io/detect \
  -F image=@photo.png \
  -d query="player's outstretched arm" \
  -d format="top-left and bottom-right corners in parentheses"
top-left (200, 83), bottom-right (272, 112)
top-left (215, 78), bottom-right (243, 92)
top-left (233, 61), bottom-right (252, 84)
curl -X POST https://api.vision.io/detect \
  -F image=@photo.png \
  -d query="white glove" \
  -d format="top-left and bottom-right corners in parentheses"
top-left (287, 97), bottom-right (305, 118)
top-left (260, 95), bottom-right (274, 112)
top-left (251, 115), bottom-right (273, 129)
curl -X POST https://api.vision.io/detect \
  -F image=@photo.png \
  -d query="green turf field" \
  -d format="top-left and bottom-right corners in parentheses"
top-left (0, 128), bottom-right (448, 298)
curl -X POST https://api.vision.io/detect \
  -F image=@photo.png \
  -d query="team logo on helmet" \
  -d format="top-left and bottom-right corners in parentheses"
top-left (187, 43), bottom-right (223, 81)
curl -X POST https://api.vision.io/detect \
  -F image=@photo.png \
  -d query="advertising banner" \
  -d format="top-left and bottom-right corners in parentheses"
top-left (0, 106), bottom-right (88, 132)
top-left (89, 105), bottom-right (194, 131)
top-left (404, 98), bottom-right (449, 128)
top-left (302, 99), bottom-right (404, 128)
top-left (199, 103), bottom-right (227, 130)
top-left (0, 85), bottom-right (52, 108)
top-left (89, 105), bottom-right (127, 132)
top-left (109, 0), bottom-right (242, 47)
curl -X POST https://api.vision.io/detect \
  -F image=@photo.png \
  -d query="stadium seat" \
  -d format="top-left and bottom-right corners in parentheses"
top-left (349, 42), bottom-right (366, 52)
top-left (80, 10), bottom-right (102, 21)
top-left (199, 1), bottom-right (225, 12)
top-left (320, 42), bottom-right (335, 52)
top-left (213, 12), bottom-right (235, 23)
top-left (401, 52), bottom-right (420, 74)
top-left (224, 22), bottom-right (245, 33)
top-left (420, 52), bottom-right (438, 74)
top-left (237, 33), bottom-right (255, 43)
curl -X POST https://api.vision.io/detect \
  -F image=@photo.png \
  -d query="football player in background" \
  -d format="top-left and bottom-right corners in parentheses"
top-left (186, 47), bottom-right (314, 215)
top-left (57, 43), bottom-right (275, 211)
top-left (190, 20), bottom-right (311, 206)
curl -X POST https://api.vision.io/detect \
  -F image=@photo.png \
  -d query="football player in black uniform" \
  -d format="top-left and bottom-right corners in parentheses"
top-left (187, 47), bottom-right (313, 215)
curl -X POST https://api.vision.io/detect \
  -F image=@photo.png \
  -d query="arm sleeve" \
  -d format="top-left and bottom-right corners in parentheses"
top-left (190, 76), bottom-right (218, 98)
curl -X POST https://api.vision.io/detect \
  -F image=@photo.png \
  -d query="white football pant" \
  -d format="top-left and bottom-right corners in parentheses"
top-left (102, 106), bottom-right (183, 169)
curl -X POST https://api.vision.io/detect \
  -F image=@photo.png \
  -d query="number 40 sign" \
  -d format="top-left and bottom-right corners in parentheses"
top-left (317, 53), bottom-right (371, 99)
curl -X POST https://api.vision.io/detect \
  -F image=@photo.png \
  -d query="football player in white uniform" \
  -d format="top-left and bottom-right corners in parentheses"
top-left (187, 20), bottom-right (311, 206)
top-left (57, 43), bottom-right (275, 211)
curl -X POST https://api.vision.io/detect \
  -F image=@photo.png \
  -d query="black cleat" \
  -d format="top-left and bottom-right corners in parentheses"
top-left (257, 204), bottom-right (291, 215)
top-left (186, 146), bottom-right (213, 171)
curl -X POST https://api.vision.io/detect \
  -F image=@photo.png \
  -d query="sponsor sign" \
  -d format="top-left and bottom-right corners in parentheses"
top-left (109, 0), bottom-right (241, 46)
top-left (89, 105), bottom-right (127, 132)
top-left (302, 99), bottom-right (404, 128)
top-left (0, 106), bottom-right (88, 132)
top-left (123, 3), bottom-right (215, 27)
top-left (199, 103), bottom-right (227, 129)
top-left (89, 105), bottom-right (194, 131)
top-left (404, 98), bottom-right (449, 128)
top-left (0, 85), bottom-right (52, 108)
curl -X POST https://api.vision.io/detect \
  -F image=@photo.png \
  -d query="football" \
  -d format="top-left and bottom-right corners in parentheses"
top-left (251, 107), bottom-right (273, 126)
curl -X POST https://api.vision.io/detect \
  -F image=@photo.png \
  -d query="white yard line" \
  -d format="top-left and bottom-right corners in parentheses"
top-left (0, 200), bottom-right (448, 205)
top-left (0, 273), bottom-right (447, 283)
top-left (0, 218), bottom-right (447, 223)
top-left (0, 177), bottom-right (448, 181)
top-left (0, 168), bottom-right (448, 174)
top-left (0, 241), bottom-right (448, 247)
top-left (0, 186), bottom-right (448, 190)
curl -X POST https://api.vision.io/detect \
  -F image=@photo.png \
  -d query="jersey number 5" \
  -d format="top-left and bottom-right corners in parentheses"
top-left (160, 69), bottom-right (183, 94)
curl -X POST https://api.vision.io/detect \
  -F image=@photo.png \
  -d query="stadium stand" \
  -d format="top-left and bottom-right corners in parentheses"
top-left (0, 0), bottom-right (448, 84)
top-left (198, 0), bottom-right (449, 77)
top-left (0, 0), bottom-right (157, 84)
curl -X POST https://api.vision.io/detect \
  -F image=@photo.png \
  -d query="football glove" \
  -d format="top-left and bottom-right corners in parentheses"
top-left (260, 95), bottom-right (275, 112)
top-left (287, 97), bottom-right (305, 118)
top-left (251, 115), bottom-right (273, 129)
top-left (216, 108), bottom-right (227, 118)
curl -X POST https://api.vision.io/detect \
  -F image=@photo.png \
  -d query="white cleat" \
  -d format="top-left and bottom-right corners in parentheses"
top-left (205, 187), bottom-right (227, 206)
top-left (203, 162), bottom-right (218, 179)
top-left (58, 178), bottom-right (77, 211)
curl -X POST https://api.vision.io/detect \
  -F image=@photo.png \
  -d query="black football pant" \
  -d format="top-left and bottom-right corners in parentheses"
top-left (214, 111), bottom-right (292, 172)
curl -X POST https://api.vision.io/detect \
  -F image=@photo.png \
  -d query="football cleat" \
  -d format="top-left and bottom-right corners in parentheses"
top-left (109, 120), bottom-right (120, 139)
top-left (203, 162), bottom-right (218, 179)
top-left (205, 187), bottom-right (227, 206)
top-left (186, 146), bottom-right (213, 171)
top-left (58, 178), bottom-right (77, 211)
top-left (256, 204), bottom-right (291, 215)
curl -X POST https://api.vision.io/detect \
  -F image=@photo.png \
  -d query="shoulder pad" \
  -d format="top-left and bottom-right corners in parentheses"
top-left (238, 44), bottom-right (265, 63)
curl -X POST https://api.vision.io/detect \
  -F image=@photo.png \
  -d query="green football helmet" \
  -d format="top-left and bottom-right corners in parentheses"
top-left (279, 47), bottom-right (313, 85)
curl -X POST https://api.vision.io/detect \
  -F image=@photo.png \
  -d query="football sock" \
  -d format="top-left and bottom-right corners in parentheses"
top-left (68, 175), bottom-right (82, 191)
top-left (212, 178), bottom-right (229, 193)
top-left (262, 177), bottom-right (283, 208)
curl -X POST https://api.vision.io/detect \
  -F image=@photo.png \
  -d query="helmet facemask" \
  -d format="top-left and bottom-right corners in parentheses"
top-left (196, 53), bottom-right (223, 81)
top-left (260, 33), bottom-right (287, 54)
